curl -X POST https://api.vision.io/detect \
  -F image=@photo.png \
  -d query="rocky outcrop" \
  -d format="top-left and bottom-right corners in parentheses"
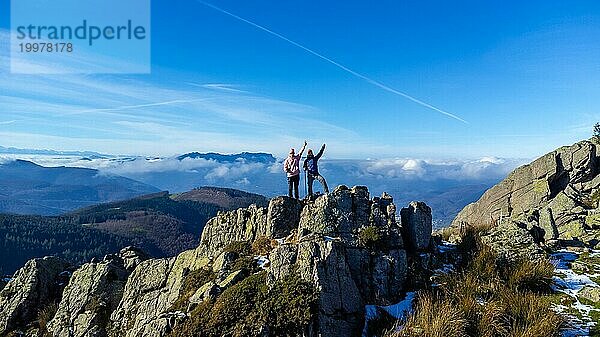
top-left (47, 247), bottom-right (147, 337)
top-left (453, 140), bottom-right (600, 247)
top-left (267, 196), bottom-right (302, 238)
top-left (295, 238), bottom-right (365, 336)
top-left (109, 246), bottom-right (209, 337)
top-left (298, 186), bottom-right (372, 237)
top-left (479, 222), bottom-right (545, 262)
top-left (199, 196), bottom-right (303, 258)
top-left (0, 186), bottom-right (433, 337)
top-left (269, 236), bottom-right (407, 337)
top-left (117, 185), bottom-right (423, 337)
top-left (267, 186), bottom-right (416, 337)
top-left (119, 246), bottom-right (150, 272)
top-left (200, 204), bottom-right (268, 257)
top-left (579, 286), bottom-right (600, 304)
top-left (0, 256), bottom-right (70, 334)
top-left (401, 201), bottom-right (433, 252)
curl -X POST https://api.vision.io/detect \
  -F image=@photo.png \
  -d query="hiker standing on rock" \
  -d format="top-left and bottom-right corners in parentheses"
top-left (283, 141), bottom-right (307, 199)
top-left (304, 143), bottom-right (329, 196)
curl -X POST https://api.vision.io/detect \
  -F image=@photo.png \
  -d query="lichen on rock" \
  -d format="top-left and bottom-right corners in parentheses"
top-left (0, 256), bottom-right (71, 335)
top-left (452, 140), bottom-right (600, 248)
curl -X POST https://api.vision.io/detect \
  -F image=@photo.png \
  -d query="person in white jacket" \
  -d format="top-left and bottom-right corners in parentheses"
top-left (283, 140), bottom-right (307, 199)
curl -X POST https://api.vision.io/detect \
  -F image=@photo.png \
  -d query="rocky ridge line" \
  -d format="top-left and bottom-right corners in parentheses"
top-left (0, 185), bottom-right (434, 337)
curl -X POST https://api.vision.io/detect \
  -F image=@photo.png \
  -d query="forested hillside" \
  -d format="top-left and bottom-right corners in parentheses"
top-left (0, 214), bottom-right (126, 275)
top-left (0, 188), bottom-right (267, 274)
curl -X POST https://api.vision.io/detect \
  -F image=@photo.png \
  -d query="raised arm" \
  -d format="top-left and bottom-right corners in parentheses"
top-left (298, 140), bottom-right (307, 157)
top-left (315, 143), bottom-right (325, 160)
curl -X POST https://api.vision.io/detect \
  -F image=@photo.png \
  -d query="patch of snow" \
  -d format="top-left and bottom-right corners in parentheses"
top-left (553, 269), bottom-right (598, 297)
top-left (324, 236), bottom-right (339, 242)
top-left (557, 309), bottom-right (596, 337)
top-left (433, 263), bottom-right (454, 275)
top-left (362, 292), bottom-right (415, 337)
top-left (437, 242), bottom-right (457, 253)
top-left (159, 311), bottom-right (188, 320)
top-left (550, 250), bottom-right (600, 337)
top-left (274, 238), bottom-right (286, 245)
top-left (551, 250), bottom-right (579, 270)
top-left (381, 292), bottom-right (416, 319)
top-left (254, 256), bottom-right (270, 269)
top-left (2, 277), bottom-right (11, 283)
top-left (173, 311), bottom-right (187, 319)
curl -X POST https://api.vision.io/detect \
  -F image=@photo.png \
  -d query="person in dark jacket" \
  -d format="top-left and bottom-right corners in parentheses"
top-left (303, 143), bottom-right (329, 196)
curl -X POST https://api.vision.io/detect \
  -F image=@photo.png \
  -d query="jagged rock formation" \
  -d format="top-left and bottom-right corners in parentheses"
top-left (0, 256), bottom-right (71, 334)
top-left (198, 196), bottom-right (302, 257)
top-left (401, 201), bottom-right (433, 252)
top-left (453, 140), bottom-right (600, 248)
top-left (118, 246), bottom-right (150, 272)
top-left (109, 246), bottom-right (210, 337)
top-left (200, 204), bottom-right (269, 257)
top-left (268, 186), bottom-right (413, 336)
top-left (0, 186), bottom-right (433, 337)
top-left (47, 247), bottom-right (147, 337)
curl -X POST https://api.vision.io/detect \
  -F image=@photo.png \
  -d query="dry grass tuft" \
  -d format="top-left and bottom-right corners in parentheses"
top-left (386, 222), bottom-right (564, 337)
top-left (393, 292), bottom-right (468, 337)
top-left (251, 236), bottom-right (277, 256)
top-left (37, 302), bottom-right (59, 336)
top-left (503, 258), bottom-right (554, 293)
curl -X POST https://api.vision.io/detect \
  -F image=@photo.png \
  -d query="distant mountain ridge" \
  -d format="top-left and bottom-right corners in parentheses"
top-left (177, 151), bottom-right (276, 164)
top-left (0, 148), bottom-right (517, 226)
top-left (0, 159), bottom-right (159, 215)
top-left (0, 145), bottom-right (112, 158)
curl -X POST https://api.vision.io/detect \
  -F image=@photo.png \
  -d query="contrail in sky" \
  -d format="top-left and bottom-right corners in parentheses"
top-left (196, 0), bottom-right (468, 124)
top-left (59, 99), bottom-right (211, 116)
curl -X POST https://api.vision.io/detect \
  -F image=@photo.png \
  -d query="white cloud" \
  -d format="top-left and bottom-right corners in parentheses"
top-left (0, 157), bottom-right (16, 165)
top-left (236, 178), bottom-right (251, 185)
top-left (358, 157), bottom-right (527, 181)
top-left (0, 149), bottom-right (526, 185)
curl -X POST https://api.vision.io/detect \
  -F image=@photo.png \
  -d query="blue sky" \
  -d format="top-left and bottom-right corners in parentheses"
top-left (0, 0), bottom-right (599, 159)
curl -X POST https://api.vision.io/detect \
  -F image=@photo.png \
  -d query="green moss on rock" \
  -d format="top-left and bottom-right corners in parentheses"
top-left (168, 270), bottom-right (318, 337)
top-left (170, 268), bottom-right (215, 311)
top-left (358, 226), bottom-right (383, 249)
top-left (585, 214), bottom-right (600, 228)
top-left (533, 179), bottom-right (550, 194)
top-left (560, 221), bottom-right (586, 240)
top-left (222, 241), bottom-right (251, 256)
